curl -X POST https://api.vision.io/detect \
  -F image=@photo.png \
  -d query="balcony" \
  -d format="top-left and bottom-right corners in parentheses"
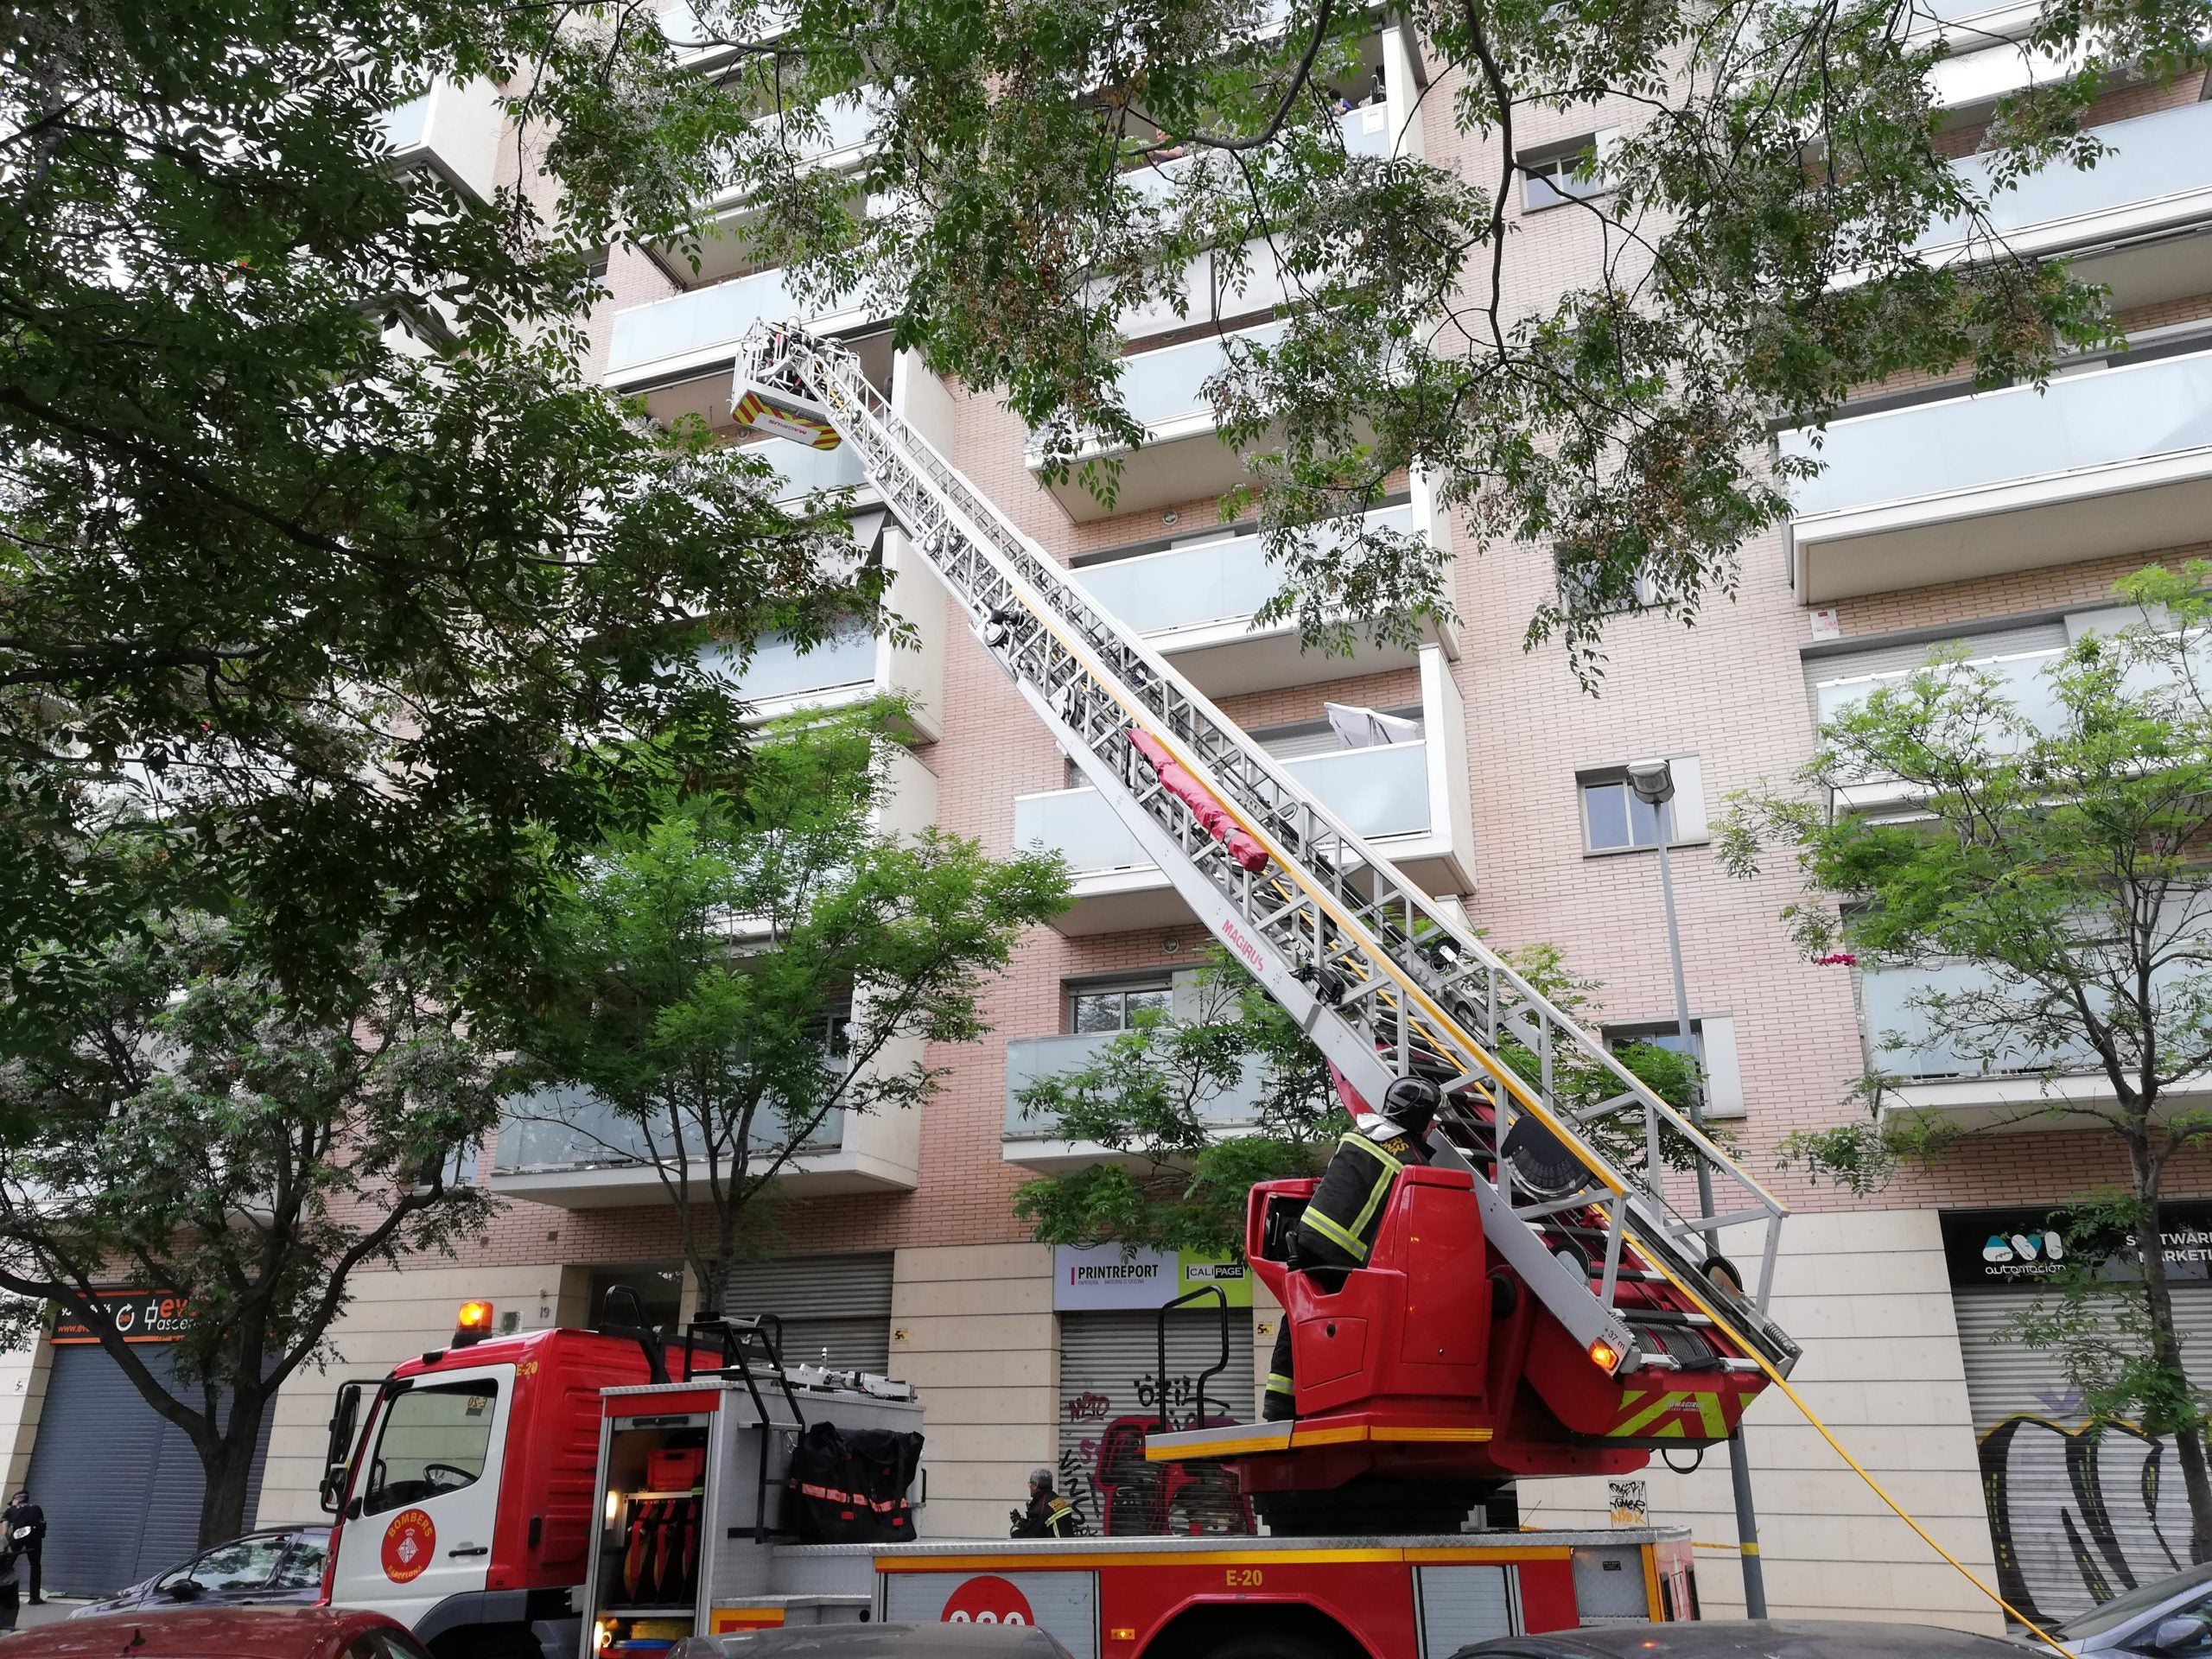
top-left (1014, 644), bottom-right (1473, 934)
top-left (1001, 1032), bottom-right (1268, 1171)
top-left (1910, 102), bottom-right (2212, 308)
top-left (602, 265), bottom-right (880, 426)
top-left (1781, 345), bottom-right (2212, 601)
top-left (487, 1083), bottom-right (919, 1205)
top-left (381, 79), bottom-right (505, 204)
top-left (1027, 321), bottom-right (1285, 522)
top-left (671, 91), bottom-right (889, 285)
top-left (1861, 960), bottom-right (2212, 1128)
top-left (1069, 495), bottom-right (1459, 696)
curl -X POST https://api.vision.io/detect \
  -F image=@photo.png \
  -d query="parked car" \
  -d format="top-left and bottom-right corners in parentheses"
top-left (4, 1607), bottom-right (426, 1659)
top-left (2052, 1560), bottom-right (2212, 1656)
top-left (70, 1527), bottom-right (330, 1618)
top-left (1452, 1621), bottom-right (2039, 1658)
top-left (671, 1625), bottom-right (1074, 1658)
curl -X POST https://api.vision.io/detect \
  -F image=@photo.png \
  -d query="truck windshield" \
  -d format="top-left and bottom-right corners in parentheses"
top-left (363, 1380), bottom-right (499, 1516)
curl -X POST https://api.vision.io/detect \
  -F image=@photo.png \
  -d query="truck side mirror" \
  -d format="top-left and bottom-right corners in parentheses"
top-left (320, 1381), bottom-right (366, 1516)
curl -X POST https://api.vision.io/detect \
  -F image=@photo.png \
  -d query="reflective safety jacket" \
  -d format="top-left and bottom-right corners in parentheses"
top-left (1011, 1492), bottom-right (1077, 1538)
top-left (1295, 1127), bottom-right (1429, 1269)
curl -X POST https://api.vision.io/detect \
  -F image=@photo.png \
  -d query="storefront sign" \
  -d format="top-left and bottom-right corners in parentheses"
top-left (1052, 1245), bottom-right (1253, 1310)
top-left (1940, 1204), bottom-right (2212, 1287)
top-left (49, 1289), bottom-right (192, 1344)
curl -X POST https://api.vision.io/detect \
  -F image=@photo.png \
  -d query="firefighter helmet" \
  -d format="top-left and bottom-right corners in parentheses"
top-left (1380, 1076), bottom-right (1440, 1141)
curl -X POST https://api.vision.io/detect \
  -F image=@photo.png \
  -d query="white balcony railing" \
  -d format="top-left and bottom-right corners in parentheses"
top-left (699, 622), bottom-right (877, 705)
top-left (1015, 737), bottom-right (1433, 878)
top-left (1072, 505), bottom-right (1413, 641)
top-left (379, 79), bottom-right (505, 204)
top-left (1003, 1032), bottom-right (1268, 1141)
top-left (739, 435), bottom-right (870, 500)
top-left (1783, 346), bottom-right (2212, 523)
top-left (1915, 101), bottom-right (2212, 263)
top-left (493, 1084), bottom-right (842, 1174)
top-left (606, 266), bottom-right (874, 388)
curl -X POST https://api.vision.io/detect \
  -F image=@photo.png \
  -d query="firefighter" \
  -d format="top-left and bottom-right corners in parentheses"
top-left (1010, 1468), bottom-right (1078, 1538)
top-left (1264, 1077), bottom-right (1440, 1421)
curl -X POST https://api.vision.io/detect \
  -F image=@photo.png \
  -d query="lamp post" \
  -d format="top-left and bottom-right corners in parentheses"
top-left (1626, 757), bottom-right (1769, 1618)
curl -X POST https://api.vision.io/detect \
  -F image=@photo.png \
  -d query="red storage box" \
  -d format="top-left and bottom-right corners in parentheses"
top-left (646, 1448), bottom-right (704, 1491)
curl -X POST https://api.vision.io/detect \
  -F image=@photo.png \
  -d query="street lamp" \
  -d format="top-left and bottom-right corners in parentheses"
top-left (1626, 757), bottom-right (1769, 1618)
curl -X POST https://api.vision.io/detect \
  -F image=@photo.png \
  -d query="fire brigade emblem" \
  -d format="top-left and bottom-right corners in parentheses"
top-left (942, 1575), bottom-right (1034, 1626)
top-left (381, 1508), bottom-right (436, 1584)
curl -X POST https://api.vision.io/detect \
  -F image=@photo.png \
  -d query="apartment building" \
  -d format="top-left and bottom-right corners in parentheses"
top-left (6, 6), bottom-right (2211, 1631)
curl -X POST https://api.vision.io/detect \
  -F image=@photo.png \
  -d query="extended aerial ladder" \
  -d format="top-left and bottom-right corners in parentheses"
top-left (729, 326), bottom-right (1801, 1522)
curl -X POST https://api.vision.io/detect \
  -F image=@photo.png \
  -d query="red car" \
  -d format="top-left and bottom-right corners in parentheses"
top-left (0, 1607), bottom-right (430, 1659)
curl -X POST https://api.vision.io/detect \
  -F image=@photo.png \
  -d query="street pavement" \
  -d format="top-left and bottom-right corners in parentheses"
top-left (13, 1599), bottom-right (90, 1631)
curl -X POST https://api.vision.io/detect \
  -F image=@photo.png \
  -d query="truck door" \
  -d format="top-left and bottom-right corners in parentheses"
top-left (330, 1365), bottom-right (514, 1630)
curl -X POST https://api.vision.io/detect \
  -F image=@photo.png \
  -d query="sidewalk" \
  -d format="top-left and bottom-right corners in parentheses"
top-left (13, 1599), bottom-right (89, 1632)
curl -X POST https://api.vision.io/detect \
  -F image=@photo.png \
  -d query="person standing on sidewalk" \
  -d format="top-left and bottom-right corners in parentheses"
top-left (3, 1491), bottom-right (43, 1605)
top-left (0, 1529), bottom-right (23, 1631)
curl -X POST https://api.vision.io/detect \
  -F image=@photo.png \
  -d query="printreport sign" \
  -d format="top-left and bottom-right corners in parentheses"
top-left (1052, 1243), bottom-right (1252, 1311)
top-left (1939, 1204), bottom-right (2212, 1288)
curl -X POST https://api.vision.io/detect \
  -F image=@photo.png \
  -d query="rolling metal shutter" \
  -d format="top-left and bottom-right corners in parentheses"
top-left (27, 1343), bottom-right (274, 1596)
top-left (1056, 1309), bottom-right (1255, 1535)
top-left (723, 1252), bottom-right (893, 1374)
top-left (1955, 1285), bottom-right (2212, 1628)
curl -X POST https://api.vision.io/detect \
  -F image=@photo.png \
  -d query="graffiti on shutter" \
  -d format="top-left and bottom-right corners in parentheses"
top-left (1056, 1310), bottom-right (1255, 1538)
top-left (1957, 1286), bottom-right (2212, 1625)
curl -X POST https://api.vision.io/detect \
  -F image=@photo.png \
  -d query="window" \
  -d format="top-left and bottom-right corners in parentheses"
top-left (1520, 128), bottom-right (1620, 211)
top-left (269, 1531), bottom-right (330, 1592)
top-left (167, 1534), bottom-right (287, 1593)
top-left (1555, 548), bottom-right (1658, 618)
top-left (363, 1379), bottom-right (499, 1516)
top-left (1578, 758), bottom-right (1707, 853)
top-left (1605, 1016), bottom-right (1744, 1118)
top-left (1069, 981), bottom-right (1172, 1033)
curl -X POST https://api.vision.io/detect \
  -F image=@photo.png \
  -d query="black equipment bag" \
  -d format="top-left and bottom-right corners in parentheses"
top-left (784, 1421), bottom-right (925, 1542)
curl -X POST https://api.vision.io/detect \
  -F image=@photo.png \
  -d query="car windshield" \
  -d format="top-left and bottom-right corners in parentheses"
top-left (2061, 1562), bottom-right (2212, 1638)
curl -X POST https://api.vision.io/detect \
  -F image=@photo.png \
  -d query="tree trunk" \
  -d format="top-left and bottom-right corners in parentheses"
top-left (2135, 1169), bottom-right (2212, 1561)
top-left (195, 1390), bottom-right (268, 1548)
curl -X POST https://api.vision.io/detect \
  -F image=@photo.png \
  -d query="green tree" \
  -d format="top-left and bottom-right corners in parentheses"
top-left (1721, 562), bottom-right (2212, 1560)
top-left (652, 0), bottom-right (2169, 677)
top-left (503, 704), bottom-right (1069, 1307)
top-left (0, 0), bottom-right (874, 1001)
top-left (1013, 944), bottom-right (1700, 1255)
top-left (0, 915), bottom-right (503, 1546)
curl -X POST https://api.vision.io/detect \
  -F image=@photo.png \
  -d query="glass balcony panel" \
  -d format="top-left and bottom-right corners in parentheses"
top-left (1288, 737), bottom-right (1431, 838)
top-left (1074, 505), bottom-right (1412, 639)
top-left (1861, 962), bottom-right (2102, 1077)
top-left (607, 267), bottom-right (800, 378)
top-left (1004, 1032), bottom-right (1268, 1138)
top-left (1817, 646), bottom-right (2068, 737)
top-left (1014, 790), bottom-right (1154, 874)
top-left (495, 1084), bottom-right (841, 1172)
top-left (1339, 102), bottom-right (1392, 158)
top-left (1783, 348), bottom-right (2212, 518)
top-left (1117, 322), bottom-right (1287, 429)
top-left (1017, 737), bottom-right (1431, 875)
top-left (381, 94), bottom-right (430, 153)
top-left (700, 620), bottom-right (876, 702)
top-left (739, 435), bottom-right (868, 499)
top-left (1919, 102), bottom-right (2212, 252)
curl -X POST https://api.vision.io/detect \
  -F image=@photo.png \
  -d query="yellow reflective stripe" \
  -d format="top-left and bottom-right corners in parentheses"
top-left (1304, 1209), bottom-right (1370, 1262)
top-left (1337, 1136), bottom-right (1402, 1249)
top-left (1265, 1373), bottom-right (1294, 1394)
